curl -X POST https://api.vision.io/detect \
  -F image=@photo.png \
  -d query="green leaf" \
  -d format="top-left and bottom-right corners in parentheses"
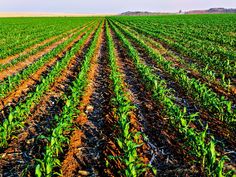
top-left (66, 100), bottom-right (71, 107)
top-left (46, 163), bottom-right (52, 175)
top-left (152, 168), bottom-right (157, 175)
top-left (181, 118), bottom-right (187, 127)
top-left (35, 164), bottom-right (42, 177)
top-left (124, 123), bottom-right (130, 138)
top-left (117, 138), bottom-right (123, 149)
top-left (209, 141), bottom-right (216, 164)
top-left (8, 113), bottom-right (14, 123)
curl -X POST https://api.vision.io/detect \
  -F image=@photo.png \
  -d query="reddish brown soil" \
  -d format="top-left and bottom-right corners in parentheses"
top-left (61, 129), bottom-right (84, 177)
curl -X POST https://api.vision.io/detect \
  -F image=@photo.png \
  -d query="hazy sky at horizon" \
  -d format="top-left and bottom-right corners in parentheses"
top-left (0, 0), bottom-right (236, 14)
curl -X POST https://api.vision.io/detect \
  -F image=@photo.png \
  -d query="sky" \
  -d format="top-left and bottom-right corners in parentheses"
top-left (0, 0), bottom-right (236, 14)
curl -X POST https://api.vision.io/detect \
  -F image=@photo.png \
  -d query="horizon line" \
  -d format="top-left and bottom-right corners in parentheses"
top-left (0, 12), bottom-right (118, 17)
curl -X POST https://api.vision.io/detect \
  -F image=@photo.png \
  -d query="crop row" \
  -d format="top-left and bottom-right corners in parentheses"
top-left (0, 16), bottom-right (235, 177)
top-left (0, 22), bottom-right (91, 69)
top-left (135, 20), bottom-right (235, 61)
top-left (113, 15), bottom-right (236, 48)
top-left (114, 17), bottom-right (235, 83)
top-left (116, 21), bottom-right (234, 96)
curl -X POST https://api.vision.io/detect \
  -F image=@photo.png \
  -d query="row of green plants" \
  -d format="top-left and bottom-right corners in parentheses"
top-left (0, 25), bottom-right (67, 59)
top-left (106, 22), bottom-right (150, 177)
top-left (137, 21), bottom-right (235, 63)
top-left (35, 21), bottom-right (103, 177)
top-left (117, 19), bottom-right (236, 93)
top-left (0, 22), bottom-right (91, 71)
top-left (112, 15), bottom-right (235, 51)
top-left (109, 20), bottom-right (234, 176)
top-left (0, 24), bottom-right (57, 57)
top-left (154, 18), bottom-right (235, 48)
top-left (0, 20), bottom-right (57, 39)
top-left (0, 23), bottom-right (97, 149)
top-left (158, 23), bottom-right (235, 51)
top-left (111, 20), bottom-right (236, 127)
top-left (0, 17), bottom-right (97, 59)
top-left (118, 20), bottom-right (235, 79)
top-left (114, 21), bottom-right (234, 98)
top-left (0, 22), bottom-right (51, 38)
top-left (0, 23), bottom-right (96, 99)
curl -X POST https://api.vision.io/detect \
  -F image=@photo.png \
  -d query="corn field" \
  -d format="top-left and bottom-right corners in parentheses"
top-left (0, 14), bottom-right (235, 176)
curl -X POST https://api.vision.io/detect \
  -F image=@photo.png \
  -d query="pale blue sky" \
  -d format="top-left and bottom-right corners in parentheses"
top-left (0, 0), bottom-right (235, 14)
